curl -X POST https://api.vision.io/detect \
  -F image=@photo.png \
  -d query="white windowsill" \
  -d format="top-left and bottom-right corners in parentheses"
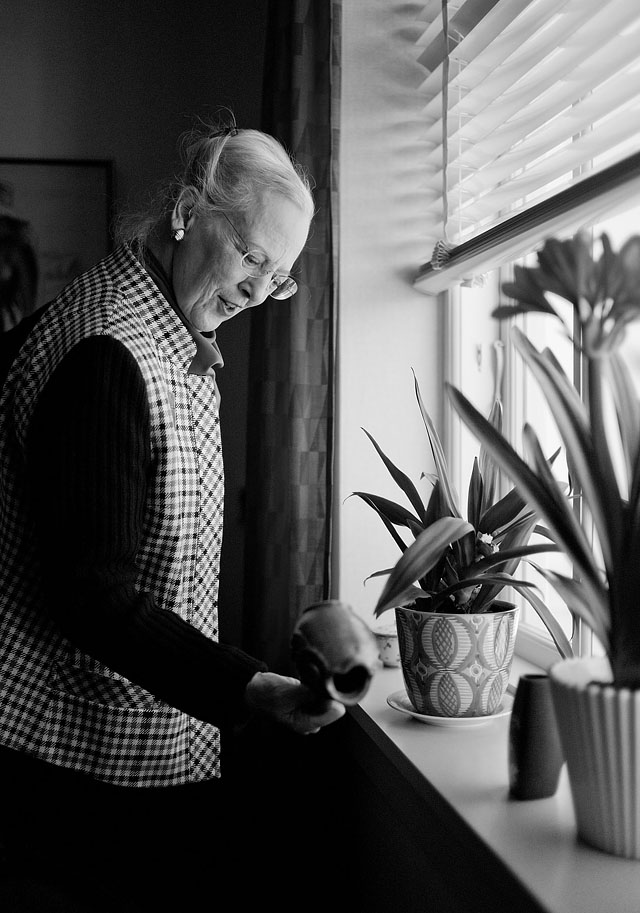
top-left (355, 659), bottom-right (640, 913)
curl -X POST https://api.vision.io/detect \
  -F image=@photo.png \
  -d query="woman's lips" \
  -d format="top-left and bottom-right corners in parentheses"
top-left (221, 298), bottom-right (242, 314)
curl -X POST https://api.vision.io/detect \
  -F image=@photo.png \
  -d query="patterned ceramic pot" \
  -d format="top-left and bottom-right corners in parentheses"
top-left (549, 655), bottom-right (640, 860)
top-left (395, 601), bottom-right (519, 717)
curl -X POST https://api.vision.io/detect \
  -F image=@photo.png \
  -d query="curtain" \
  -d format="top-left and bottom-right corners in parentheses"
top-left (242, 0), bottom-right (340, 672)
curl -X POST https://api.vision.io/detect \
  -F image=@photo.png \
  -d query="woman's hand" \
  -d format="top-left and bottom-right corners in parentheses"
top-left (244, 671), bottom-right (346, 735)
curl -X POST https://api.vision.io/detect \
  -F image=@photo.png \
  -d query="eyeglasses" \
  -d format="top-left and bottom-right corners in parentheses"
top-left (220, 211), bottom-right (298, 300)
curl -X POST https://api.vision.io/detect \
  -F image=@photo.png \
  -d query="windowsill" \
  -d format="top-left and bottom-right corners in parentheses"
top-left (353, 659), bottom-right (640, 913)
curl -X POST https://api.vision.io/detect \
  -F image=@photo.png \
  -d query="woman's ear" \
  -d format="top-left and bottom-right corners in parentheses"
top-left (171, 189), bottom-right (196, 235)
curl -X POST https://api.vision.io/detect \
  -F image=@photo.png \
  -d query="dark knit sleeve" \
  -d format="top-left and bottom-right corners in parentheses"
top-left (26, 335), bottom-right (266, 729)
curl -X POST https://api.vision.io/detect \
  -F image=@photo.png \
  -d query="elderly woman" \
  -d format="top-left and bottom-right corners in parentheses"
top-left (0, 118), bottom-right (344, 912)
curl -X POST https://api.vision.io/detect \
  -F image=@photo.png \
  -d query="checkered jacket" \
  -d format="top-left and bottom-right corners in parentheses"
top-left (0, 244), bottom-right (224, 786)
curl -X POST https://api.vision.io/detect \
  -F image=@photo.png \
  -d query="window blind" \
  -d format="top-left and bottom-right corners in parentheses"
top-left (414, 0), bottom-right (640, 294)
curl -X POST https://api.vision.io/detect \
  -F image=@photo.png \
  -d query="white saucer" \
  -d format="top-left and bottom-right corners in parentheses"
top-left (386, 689), bottom-right (514, 728)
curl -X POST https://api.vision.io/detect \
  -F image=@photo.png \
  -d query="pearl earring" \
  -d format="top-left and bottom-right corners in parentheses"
top-left (172, 228), bottom-right (185, 242)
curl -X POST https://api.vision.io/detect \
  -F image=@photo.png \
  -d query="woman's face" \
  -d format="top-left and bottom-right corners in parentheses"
top-left (170, 190), bottom-right (310, 332)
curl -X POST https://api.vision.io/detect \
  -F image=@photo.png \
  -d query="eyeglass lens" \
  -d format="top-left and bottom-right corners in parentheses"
top-left (239, 251), bottom-right (297, 299)
top-left (270, 276), bottom-right (297, 300)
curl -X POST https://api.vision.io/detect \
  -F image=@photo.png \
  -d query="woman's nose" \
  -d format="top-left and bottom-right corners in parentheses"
top-left (240, 273), bottom-right (273, 304)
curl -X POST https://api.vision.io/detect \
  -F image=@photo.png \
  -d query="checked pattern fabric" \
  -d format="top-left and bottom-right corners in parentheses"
top-left (0, 244), bottom-right (223, 786)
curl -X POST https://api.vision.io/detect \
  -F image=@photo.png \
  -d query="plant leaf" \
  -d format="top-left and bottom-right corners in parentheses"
top-left (374, 517), bottom-right (474, 617)
top-left (472, 542), bottom-right (560, 574)
top-left (516, 587), bottom-right (574, 660)
top-left (451, 529), bottom-right (477, 569)
top-left (362, 428), bottom-right (427, 524)
top-left (512, 327), bottom-right (622, 575)
top-left (446, 381), bottom-right (603, 597)
top-left (349, 492), bottom-right (411, 553)
top-left (479, 395), bottom-right (503, 513)
top-left (412, 370), bottom-right (461, 519)
top-left (424, 479), bottom-right (449, 526)
top-left (499, 263), bottom-right (560, 314)
top-left (479, 486), bottom-right (528, 534)
top-left (527, 562), bottom-right (609, 653)
top-left (467, 458), bottom-right (483, 528)
top-left (430, 572), bottom-right (537, 611)
top-left (349, 491), bottom-right (421, 529)
top-left (608, 352), bottom-right (640, 481)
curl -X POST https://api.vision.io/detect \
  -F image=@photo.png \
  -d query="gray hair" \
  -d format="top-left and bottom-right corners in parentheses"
top-left (115, 118), bottom-right (315, 247)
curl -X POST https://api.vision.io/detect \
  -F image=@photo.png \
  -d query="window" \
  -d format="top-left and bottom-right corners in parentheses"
top-left (335, 1), bottom-right (639, 644)
top-left (414, 0), bottom-right (640, 665)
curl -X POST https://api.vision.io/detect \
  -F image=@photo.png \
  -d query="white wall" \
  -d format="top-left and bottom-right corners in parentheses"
top-left (336, 1), bottom-right (443, 626)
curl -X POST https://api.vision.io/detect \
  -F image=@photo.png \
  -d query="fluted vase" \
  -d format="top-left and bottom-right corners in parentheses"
top-left (550, 656), bottom-right (640, 860)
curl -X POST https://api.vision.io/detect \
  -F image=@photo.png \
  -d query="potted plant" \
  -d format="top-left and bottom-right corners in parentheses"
top-left (352, 372), bottom-right (571, 719)
top-left (447, 230), bottom-right (640, 856)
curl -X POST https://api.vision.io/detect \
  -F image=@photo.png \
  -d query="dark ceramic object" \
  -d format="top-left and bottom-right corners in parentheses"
top-left (508, 673), bottom-right (564, 800)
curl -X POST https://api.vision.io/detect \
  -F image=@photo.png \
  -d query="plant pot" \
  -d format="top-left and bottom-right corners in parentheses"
top-left (394, 601), bottom-right (519, 718)
top-left (549, 655), bottom-right (640, 860)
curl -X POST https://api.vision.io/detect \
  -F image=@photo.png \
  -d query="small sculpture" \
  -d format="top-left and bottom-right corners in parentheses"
top-left (291, 600), bottom-right (379, 707)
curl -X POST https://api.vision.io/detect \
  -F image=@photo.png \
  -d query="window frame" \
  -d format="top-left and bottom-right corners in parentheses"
top-left (444, 199), bottom-right (640, 668)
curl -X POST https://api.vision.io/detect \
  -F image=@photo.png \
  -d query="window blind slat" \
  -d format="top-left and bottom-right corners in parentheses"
top-left (461, 48), bottom-right (640, 157)
top-left (424, 93), bottom-right (639, 236)
top-left (415, 2), bottom-right (501, 68)
top-left (463, 100), bottom-right (640, 197)
top-left (414, 152), bottom-right (640, 294)
top-left (418, 0), bottom-right (592, 109)
top-left (423, 18), bottom-right (638, 154)
top-left (424, 53), bottom-right (639, 179)
top-left (419, 0), bottom-right (540, 83)
top-left (462, 124), bottom-right (640, 230)
top-left (414, 0), bottom-right (640, 283)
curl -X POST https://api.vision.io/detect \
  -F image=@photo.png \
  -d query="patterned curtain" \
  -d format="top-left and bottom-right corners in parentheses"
top-left (242, 0), bottom-right (340, 672)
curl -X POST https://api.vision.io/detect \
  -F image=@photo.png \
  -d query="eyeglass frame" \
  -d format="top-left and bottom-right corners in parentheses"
top-left (219, 210), bottom-right (298, 300)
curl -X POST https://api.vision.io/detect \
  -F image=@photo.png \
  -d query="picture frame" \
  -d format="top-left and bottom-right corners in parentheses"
top-left (0, 157), bottom-right (114, 311)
